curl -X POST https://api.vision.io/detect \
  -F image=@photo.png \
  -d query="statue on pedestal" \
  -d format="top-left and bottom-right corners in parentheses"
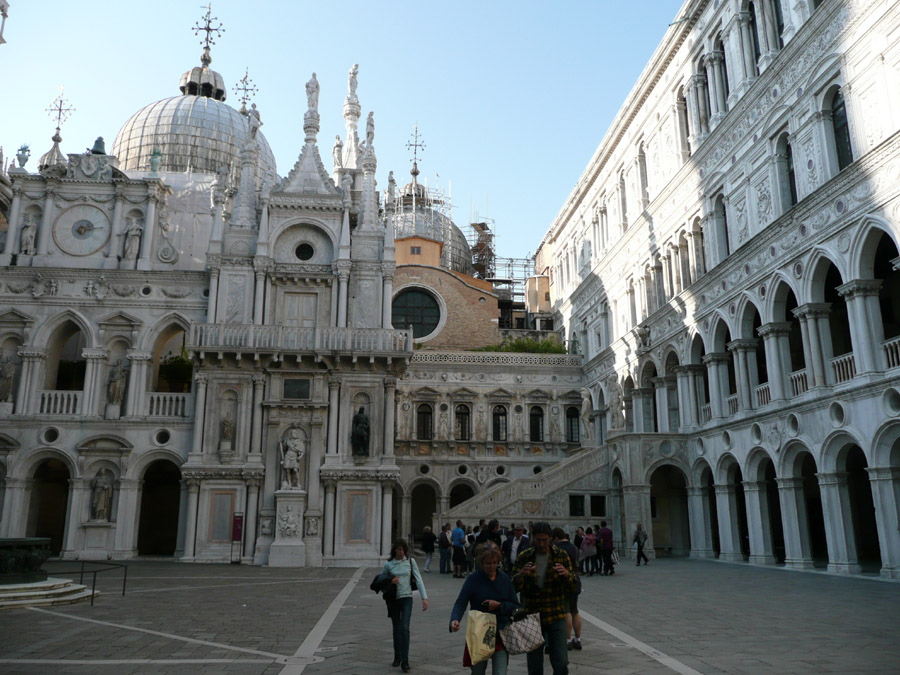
top-left (581, 388), bottom-right (593, 443)
top-left (222, 412), bottom-right (235, 443)
top-left (106, 360), bottom-right (127, 406)
top-left (348, 63), bottom-right (359, 98)
top-left (366, 112), bottom-right (375, 147)
top-left (333, 136), bottom-right (343, 169)
top-left (351, 406), bottom-right (370, 456)
top-left (19, 214), bottom-right (36, 256)
top-left (91, 471), bottom-right (113, 521)
top-left (122, 217), bottom-right (142, 260)
top-left (305, 73), bottom-right (319, 112)
top-left (280, 429), bottom-right (305, 489)
top-left (608, 377), bottom-right (625, 430)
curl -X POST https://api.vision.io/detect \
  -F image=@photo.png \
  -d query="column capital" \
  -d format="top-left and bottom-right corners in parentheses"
top-left (815, 471), bottom-right (848, 486)
top-left (757, 322), bottom-right (792, 338)
top-left (867, 466), bottom-right (900, 481)
top-left (384, 377), bottom-right (398, 390)
top-left (126, 350), bottom-right (153, 362)
top-left (714, 483), bottom-right (735, 495)
top-left (82, 347), bottom-right (110, 361)
top-left (252, 373), bottom-right (266, 387)
top-left (837, 279), bottom-right (882, 299)
top-left (686, 486), bottom-right (704, 497)
top-left (776, 476), bottom-right (804, 489)
top-left (792, 303), bottom-right (831, 320)
top-left (742, 480), bottom-right (766, 493)
top-left (17, 348), bottom-right (46, 360)
top-left (194, 372), bottom-right (210, 387)
top-left (328, 378), bottom-right (341, 392)
top-left (727, 338), bottom-right (759, 353)
top-left (702, 352), bottom-right (730, 365)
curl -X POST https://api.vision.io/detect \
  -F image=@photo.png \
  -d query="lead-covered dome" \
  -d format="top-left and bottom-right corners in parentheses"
top-left (111, 51), bottom-right (276, 183)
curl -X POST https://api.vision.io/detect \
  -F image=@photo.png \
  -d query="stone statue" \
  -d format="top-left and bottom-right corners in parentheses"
top-left (608, 377), bottom-right (625, 430)
top-left (332, 135), bottom-right (343, 169)
top-left (247, 104), bottom-right (262, 140)
top-left (278, 505), bottom-right (301, 538)
top-left (570, 332), bottom-right (580, 355)
top-left (91, 471), bottom-right (113, 521)
top-left (106, 360), bottom-right (127, 406)
top-left (149, 147), bottom-right (162, 174)
top-left (0, 357), bottom-right (15, 403)
top-left (280, 429), bottom-right (305, 489)
top-left (439, 410), bottom-right (450, 440)
top-left (366, 111), bottom-right (375, 147)
top-left (635, 325), bottom-right (651, 350)
top-left (581, 389), bottom-right (593, 443)
top-left (222, 412), bottom-right (235, 442)
top-left (123, 217), bottom-right (142, 260)
top-left (305, 73), bottom-right (319, 112)
top-left (341, 172), bottom-right (353, 197)
top-left (305, 517), bottom-right (319, 537)
top-left (348, 63), bottom-right (359, 97)
top-left (19, 214), bottom-right (36, 256)
top-left (387, 171), bottom-right (396, 205)
top-left (351, 406), bottom-right (370, 455)
top-left (550, 409), bottom-right (562, 441)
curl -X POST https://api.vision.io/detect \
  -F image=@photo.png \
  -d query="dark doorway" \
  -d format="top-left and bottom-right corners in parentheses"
top-left (29, 459), bottom-right (70, 555)
top-left (137, 460), bottom-right (181, 556)
top-left (731, 466), bottom-right (751, 558)
top-left (649, 465), bottom-right (691, 556)
top-left (410, 484), bottom-right (437, 545)
top-left (845, 446), bottom-right (882, 571)
top-left (703, 468), bottom-right (720, 557)
top-left (449, 483), bottom-right (475, 508)
top-left (801, 453), bottom-right (829, 567)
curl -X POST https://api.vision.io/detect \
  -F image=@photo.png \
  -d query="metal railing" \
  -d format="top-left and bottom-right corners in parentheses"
top-left (42, 561), bottom-right (128, 606)
top-left (830, 352), bottom-right (856, 384)
top-left (789, 369), bottom-right (809, 396)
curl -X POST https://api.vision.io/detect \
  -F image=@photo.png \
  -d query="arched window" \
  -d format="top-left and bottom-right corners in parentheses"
top-left (638, 143), bottom-right (649, 209)
top-left (455, 404), bottom-right (470, 441)
top-left (714, 195), bottom-right (729, 262)
top-left (45, 321), bottom-right (87, 392)
top-left (529, 406), bottom-right (544, 443)
top-left (775, 133), bottom-right (798, 212)
top-left (829, 88), bottom-right (853, 172)
top-left (416, 404), bottom-right (433, 441)
top-left (565, 406), bottom-right (580, 443)
top-left (492, 405), bottom-right (508, 442)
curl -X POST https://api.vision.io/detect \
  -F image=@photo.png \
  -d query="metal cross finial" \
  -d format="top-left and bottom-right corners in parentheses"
top-left (193, 3), bottom-right (225, 50)
top-left (234, 68), bottom-right (258, 108)
top-left (46, 86), bottom-right (75, 129)
top-left (406, 123), bottom-right (426, 165)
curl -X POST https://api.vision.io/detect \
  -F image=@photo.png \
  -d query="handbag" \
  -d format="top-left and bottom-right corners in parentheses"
top-left (500, 609), bottom-right (544, 656)
top-left (465, 609), bottom-right (497, 665)
top-left (410, 559), bottom-right (418, 592)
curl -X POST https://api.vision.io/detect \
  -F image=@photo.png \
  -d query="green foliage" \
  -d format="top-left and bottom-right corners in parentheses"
top-left (474, 337), bottom-right (567, 354)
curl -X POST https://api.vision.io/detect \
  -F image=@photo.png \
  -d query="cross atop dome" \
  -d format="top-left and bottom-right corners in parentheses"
top-left (234, 68), bottom-right (258, 113)
top-left (406, 123), bottom-right (425, 185)
top-left (46, 86), bottom-right (75, 131)
top-left (192, 3), bottom-right (225, 66)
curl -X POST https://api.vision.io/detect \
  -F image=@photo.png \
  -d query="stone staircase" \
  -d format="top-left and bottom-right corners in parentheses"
top-left (0, 578), bottom-right (98, 609)
top-left (445, 445), bottom-right (610, 522)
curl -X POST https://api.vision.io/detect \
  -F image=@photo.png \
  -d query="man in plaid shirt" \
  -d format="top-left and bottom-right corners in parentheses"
top-left (513, 521), bottom-right (576, 674)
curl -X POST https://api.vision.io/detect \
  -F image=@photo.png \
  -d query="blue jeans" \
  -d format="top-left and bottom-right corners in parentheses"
top-left (472, 648), bottom-right (508, 675)
top-left (439, 548), bottom-right (450, 573)
top-left (526, 618), bottom-right (568, 674)
top-left (391, 597), bottom-right (413, 662)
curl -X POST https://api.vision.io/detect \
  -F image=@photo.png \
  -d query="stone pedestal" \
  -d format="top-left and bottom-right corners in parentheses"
top-left (0, 402), bottom-right (12, 418)
top-left (268, 490), bottom-right (307, 567)
top-left (104, 403), bottom-right (121, 420)
top-left (80, 522), bottom-right (114, 559)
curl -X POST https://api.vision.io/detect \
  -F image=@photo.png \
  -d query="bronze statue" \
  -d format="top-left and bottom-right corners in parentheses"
top-left (351, 406), bottom-right (370, 455)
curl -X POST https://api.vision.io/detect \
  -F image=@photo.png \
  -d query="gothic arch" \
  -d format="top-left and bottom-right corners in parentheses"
top-left (139, 312), bottom-right (193, 352)
top-left (715, 452), bottom-right (742, 484)
top-left (760, 104), bottom-right (793, 140)
top-left (765, 272), bottom-right (801, 323)
top-left (803, 248), bottom-right (848, 303)
top-left (691, 456), bottom-right (714, 485)
top-left (125, 448), bottom-right (185, 480)
top-left (32, 309), bottom-right (97, 348)
top-left (661, 346), bottom-right (680, 375)
top-left (14, 448), bottom-right (79, 480)
top-left (735, 295), bottom-right (765, 339)
top-left (850, 214), bottom-right (900, 280)
top-left (709, 313), bottom-right (734, 352)
top-left (820, 428), bottom-right (870, 473)
top-left (779, 438), bottom-right (817, 477)
top-left (806, 54), bottom-right (844, 104)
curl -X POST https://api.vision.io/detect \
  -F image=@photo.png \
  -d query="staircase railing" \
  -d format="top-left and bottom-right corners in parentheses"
top-left (42, 561), bottom-right (128, 606)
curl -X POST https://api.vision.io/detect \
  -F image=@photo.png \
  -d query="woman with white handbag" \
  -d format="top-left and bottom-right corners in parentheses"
top-left (450, 542), bottom-right (520, 674)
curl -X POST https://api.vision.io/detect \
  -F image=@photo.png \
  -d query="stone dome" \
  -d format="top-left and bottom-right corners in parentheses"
top-left (394, 184), bottom-right (473, 276)
top-left (112, 95), bottom-right (276, 183)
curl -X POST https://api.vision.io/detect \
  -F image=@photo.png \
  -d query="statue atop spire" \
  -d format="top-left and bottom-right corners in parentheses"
top-left (306, 73), bottom-right (320, 113)
top-left (348, 64), bottom-right (359, 102)
top-left (366, 111), bottom-right (375, 148)
top-left (342, 64), bottom-right (362, 169)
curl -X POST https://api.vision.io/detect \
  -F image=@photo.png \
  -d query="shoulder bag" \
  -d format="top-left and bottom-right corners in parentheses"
top-left (500, 608), bottom-right (545, 655)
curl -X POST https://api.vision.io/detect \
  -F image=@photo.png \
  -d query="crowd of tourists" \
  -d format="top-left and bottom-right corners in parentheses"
top-left (372, 518), bottom-right (651, 674)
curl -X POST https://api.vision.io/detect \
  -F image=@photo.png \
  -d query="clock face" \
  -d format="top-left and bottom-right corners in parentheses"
top-left (52, 204), bottom-right (111, 256)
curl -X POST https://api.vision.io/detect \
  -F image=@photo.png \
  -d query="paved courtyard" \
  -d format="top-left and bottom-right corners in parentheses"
top-left (0, 559), bottom-right (898, 674)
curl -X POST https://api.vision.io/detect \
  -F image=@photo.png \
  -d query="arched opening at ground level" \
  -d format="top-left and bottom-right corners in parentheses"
top-left (137, 460), bottom-right (181, 556)
top-left (410, 484), bottom-right (437, 545)
top-left (800, 453), bottom-right (830, 567)
top-left (843, 445), bottom-right (882, 572)
top-left (762, 458), bottom-right (786, 564)
top-left (649, 464), bottom-right (691, 557)
top-left (27, 459), bottom-right (70, 555)
top-left (449, 483), bottom-right (475, 508)
top-left (702, 466), bottom-right (720, 557)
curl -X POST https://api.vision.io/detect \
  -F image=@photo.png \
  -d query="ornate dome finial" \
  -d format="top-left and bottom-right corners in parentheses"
top-left (192, 4), bottom-right (225, 65)
top-left (181, 4), bottom-right (227, 100)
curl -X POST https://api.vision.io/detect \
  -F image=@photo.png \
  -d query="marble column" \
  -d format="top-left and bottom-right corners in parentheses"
top-left (189, 373), bottom-right (209, 460)
top-left (35, 189), bottom-right (56, 256)
top-left (401, 494), bottom-right (412, 543)
top-left (81, 349), bottom-right (108, 417)
top-left (326, 379), bottom-right (340, 459)
top-left (337, 269), bottom-right (350, 328)
top-left (1, 188), bottom-right (22, 261)
top-left (15, 350), bottom-right (44, 415)
top-left (253, 269), bottom-right (266, 325)
top-left (124, 350), bottom-right (152, 418)
top-left (867, 467), bottom-right (900, 579)
top-left (687, 486), bottom-right (716, 558)
top-left (243, 477), bottom-right (260, 561)
top-left (108, 189), bottom-right (125, 262)
top-left (383, 378), bottom-right (396, 461)
top-left (652, 377), bottom-right (668, 433)
top-left (743, 481), bottom-right (777, 565)
top-left (182, 476), bottom-right (201, 560)
top-left (0, 478), bottom-right (27, 537)
top-left (382, 272), bottom-right (394, 329)
top-left (113, 478), bottom-right (141, 557)
top-left (776, 476), bottom-right (816, 570)
top-left (61, 478), bottom-right (88, 558)
top-left (206, 269), bottom-right (220, 323)
top-left (676, 368), bottom-right (694, 430)
top-left (702, 353), bottom-right (728, 419)
top-left (381, 484), bottom-right (393, 558)
top-left (838, 280), bottom-right (882, 374)
top-left (249, 374), bottom-right (265, 460)
top-left (137, 196), bottom-right (156, 269)
top-left (714, 484), bottom-right (743, 561)
top-left (758, 322), bottom-right (790, 401)
top-left (739, 12), bottom-right (757, 81)
top-left (817, 472), bottom-right (861, 574)
top-left (728, 339), bottom-right (756, 411)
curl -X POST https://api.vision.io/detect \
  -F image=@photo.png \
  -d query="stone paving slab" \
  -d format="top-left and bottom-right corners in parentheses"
top-left (0, 559), bottom-right (898, 674)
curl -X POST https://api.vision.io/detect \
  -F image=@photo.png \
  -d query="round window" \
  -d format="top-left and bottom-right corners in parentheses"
top-left (392, 289), bottom-right (441, 339)
top-left (295, 243), bottom-right (315, 261)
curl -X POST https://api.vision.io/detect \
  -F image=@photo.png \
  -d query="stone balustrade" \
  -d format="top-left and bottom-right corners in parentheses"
top-left (188, 323), bottom-right (413, 356)
top-left (831, 352), bottom-right (856, 384)
top-left (38, 390), bottom-right (81, 415)
top-left (883, 335), bottom-right (900, 369)
top-left (147, 392), bottom-right (191, 417)
top-left (789, 369), bottom-right (809, 396)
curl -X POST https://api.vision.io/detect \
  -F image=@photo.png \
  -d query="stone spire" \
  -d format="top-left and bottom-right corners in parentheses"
top-left (230, 104), bottom-right (261, 228)
top-left (357, 115), bottom-right (379, 232)
top-left (342, 64), bottom-right (362, 170)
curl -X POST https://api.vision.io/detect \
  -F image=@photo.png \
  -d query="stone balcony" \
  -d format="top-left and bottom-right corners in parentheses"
top-left (187, 324), bottom-right (414, 360)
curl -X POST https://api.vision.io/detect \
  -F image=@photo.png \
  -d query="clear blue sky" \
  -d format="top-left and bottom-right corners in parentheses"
top-left (0, 1), bottom-right (680, 260)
